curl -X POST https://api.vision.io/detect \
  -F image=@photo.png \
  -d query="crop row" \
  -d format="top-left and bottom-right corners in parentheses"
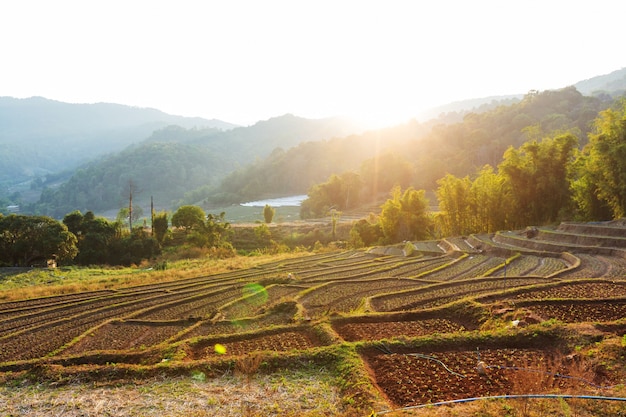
top-left (334, 318), bottom-right (471, 342)
top-left (62, 321), bottom-right (188, 354)
top-left (370, 278), bottom-right (549, 312)
top-left (135, 286), bottom-right (245, 321)
top-left (524, 300), bottom-right (626, 323)
top-left (418, 255), bottom-right (503, 281)
top-left (186, 327), bottom-right (325, 359)
top-left (297, 278), bottom-right (426, 318)
top-left (218, 284), bottom-right (304, 319)
top-left (363, 347), bottom-right (599, 408)
top-left (507, 281), bottom-right (626, 300)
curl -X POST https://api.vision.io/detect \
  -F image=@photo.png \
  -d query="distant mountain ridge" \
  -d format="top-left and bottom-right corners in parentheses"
top-left (574, 67), bottom-right (626, 96)
top-left (3, 66), bottom-right (626, 216)
top-left (0, 96), bottom-right (237, 185)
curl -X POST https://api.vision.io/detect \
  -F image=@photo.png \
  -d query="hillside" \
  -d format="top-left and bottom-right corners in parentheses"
top-left (32, 114), bottom-right (366, 217)
top-left (574, 67), bottom-right (626, 96)
top-left (0, 97), bottom-right (237, 187)
top-left (210, 87), bottom-right (611, 206)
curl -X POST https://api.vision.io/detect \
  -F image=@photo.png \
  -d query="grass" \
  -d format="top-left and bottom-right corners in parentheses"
top-left (0, 369), bottom-right (344, 416)
top-left (0, 251), bottom-right (309, 302)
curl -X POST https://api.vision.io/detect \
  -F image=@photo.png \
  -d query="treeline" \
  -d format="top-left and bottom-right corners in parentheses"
top-left (0, 204), bottom-right (234, 267)
top-left (0, 212), bottom-right (159, 267)
top-left (209, 87), bottom-right (610, 205)
top-left (436, 97), bottom-right (626, 234)
top-left (323, 98), bottom-right (626, 247)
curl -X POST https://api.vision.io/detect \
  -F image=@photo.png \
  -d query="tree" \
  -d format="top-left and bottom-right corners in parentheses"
top-left (263, 204), bottom-right (275, 223)
top-left (300, 171), bottom-right (363, 219)
top-left (152, 211), bottom-right (169, 244)
top-left (171, 205), bottom-right (206, 232)
top-left (498, 133), bottom-right (578, 226)
top-left (436, 174), bottom-right (472, 236)
top-left (573, 99), bottom-right (626, 219)
top-left (63, 210), bottom-right (120, 265)
top-left (0, 214), bottom-right (78, 266)
top-left (379, 186), bottom-right (431, 243)
top-left (349, 218), bottom-right (383, 248)
top-left (116, 206), bottom-right (144, 230)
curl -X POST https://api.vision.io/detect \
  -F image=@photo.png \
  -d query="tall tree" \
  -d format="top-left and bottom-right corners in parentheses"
top-left (498, 133), bottom-right (578, 226)
top-left (263, 204), bottom-right (275, 223)
top-left (379, 186), bottom-right (431, 243)
top-left (573, 99), bottom-right (626, 219)
top-left (436, 174), bottom-right (472, 236)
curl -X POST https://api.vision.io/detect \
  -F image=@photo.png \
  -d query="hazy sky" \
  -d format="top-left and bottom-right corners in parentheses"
top-left (1, 1), bottom-right (624, 127)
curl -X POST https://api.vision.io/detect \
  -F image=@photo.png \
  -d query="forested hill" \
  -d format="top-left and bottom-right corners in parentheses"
top-left (0, 97), bottom-right (237, 186)
top-left (143, 114), bottom-right (366, 166)
top-left (210, 87), bottom-right (615, 204)
top-left (33, 114), bottom-right (366, 217)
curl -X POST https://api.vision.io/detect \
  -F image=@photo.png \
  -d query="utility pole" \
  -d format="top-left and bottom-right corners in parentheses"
top-left (151, 196), bottom-right (154, 236)
top-left (129, 181), bottom-right (133, 233)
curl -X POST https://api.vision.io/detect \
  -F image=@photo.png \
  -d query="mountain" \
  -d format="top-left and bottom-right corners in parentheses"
top-left (0, 96), bottom-right (237, 187)
top-left (416, 94), bottom-right (523, 123)
top-left (574, 67), bottom-right (626, 96)
top-left (33, 114), bottom-right (367, 217)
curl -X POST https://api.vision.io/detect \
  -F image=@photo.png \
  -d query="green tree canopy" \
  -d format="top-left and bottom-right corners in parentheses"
top-left (573, 99), bottom-right (626, 219)
top-left (171, 205), bottom-right (206, 232)
top-left (379, 186), bottom-right (431, 243)
top-left (0, 214), bottom-right (78, 266)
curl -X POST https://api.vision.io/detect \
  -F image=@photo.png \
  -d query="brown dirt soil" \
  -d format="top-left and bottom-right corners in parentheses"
top-left (62, 322), bottom-right (190, 354)
top-left (362, 347), bottom-right (617, 409)
top-left (334, 318), bottom-right (472, 342)
top-left (186, 329), bottom-right (326, 359)
top-left (525, 300), bottom-right (626, 323)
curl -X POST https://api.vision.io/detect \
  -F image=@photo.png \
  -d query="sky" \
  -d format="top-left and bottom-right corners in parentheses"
top-left (1, 0), bottom-right (625, 128)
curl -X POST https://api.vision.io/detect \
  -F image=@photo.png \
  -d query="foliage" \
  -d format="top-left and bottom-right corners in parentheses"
top-left (63, 210), bottom-right (120, 265)
top-left (62, 210), bottom-right (161, 266)
top-left (0, 214), bottom-right (78, 266)
top-left (171, 205), bottom-right (206, 232)
top-left (301, 173), bottom-right (360, 219)
top-left (152, 211), bottom-right (169, 244)
top-left (349, 218), bottom-right (383, 248)
top-left (109, 227), bottom-right (161, 266)
top-left (436, 131), bottom-right (579, 235)
top-left (379, 186), bottom-right (432, 243)
top-left (263, 204), bottom-right (275, 223)
top-left (572, 99), bottom-right (626, 219)
top-left (499, 132), bottom-right (578, 227)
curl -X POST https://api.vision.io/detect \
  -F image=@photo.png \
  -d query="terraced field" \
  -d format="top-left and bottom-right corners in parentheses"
top-left (2, 220), bottom-right (626, 415)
